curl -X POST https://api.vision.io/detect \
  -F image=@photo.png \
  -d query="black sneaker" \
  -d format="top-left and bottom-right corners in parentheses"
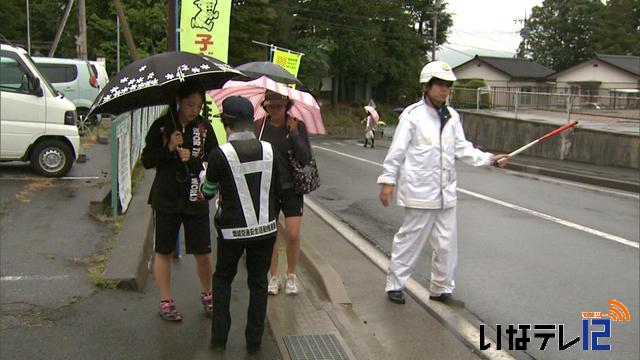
top-left (210, 338), bottom-right (226, 351)
top-left (387, 290), bottom-right (406, 304)
top-left (247, 343), bottom-right (261, 355)
top-left (429, 293), bottom-right (465, 308)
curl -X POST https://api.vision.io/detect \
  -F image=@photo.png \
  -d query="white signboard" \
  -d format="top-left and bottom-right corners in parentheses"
top-left (117, 115), bottom-right (132, 212)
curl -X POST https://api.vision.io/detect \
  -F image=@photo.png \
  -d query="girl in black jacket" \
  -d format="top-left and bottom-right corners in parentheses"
top-left (141, 80), bottom-right (218, 321)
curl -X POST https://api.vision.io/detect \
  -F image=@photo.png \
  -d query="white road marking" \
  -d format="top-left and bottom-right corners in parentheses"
top-left (313, 145), bottom-right (639, 249)
top-left (0, 176), bottom-right (102, 181)
top-left (61, 176), bottom-right (102, 180)
top-left (1, 275), bottom-right (70, 281)
top-left (305, 198), bottom-right (516, 360)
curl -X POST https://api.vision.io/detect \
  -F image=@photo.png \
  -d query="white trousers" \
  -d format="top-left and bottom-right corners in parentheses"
top-left (385, 207), bottom-right (458, 296)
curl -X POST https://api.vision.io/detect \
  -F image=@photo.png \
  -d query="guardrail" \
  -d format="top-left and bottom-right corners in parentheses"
top-left (451, 87), bottom-right (639, 120)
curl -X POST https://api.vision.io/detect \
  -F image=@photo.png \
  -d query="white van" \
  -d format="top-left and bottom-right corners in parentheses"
top-left (0, 44), bottom-right (80, 177)
top-left (33, 56), bottom-right (101, 134)
top-left (90, 60), bottom-right (109, 90)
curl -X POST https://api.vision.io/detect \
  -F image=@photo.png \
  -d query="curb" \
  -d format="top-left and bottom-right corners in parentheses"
top-left (505, 162), bottom-right (639, 193)
top-left (299, 236), bottom-right (352, 305)
top-left (103, 169), bottom-right (155, 290)
top-left (303, 197), bottom-right (516, 360)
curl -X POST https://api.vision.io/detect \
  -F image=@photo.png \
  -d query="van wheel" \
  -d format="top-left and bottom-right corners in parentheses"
top-left (76, 108), bottom-right (91, 135)
top-left (30, 139), bottom-right (74, 177)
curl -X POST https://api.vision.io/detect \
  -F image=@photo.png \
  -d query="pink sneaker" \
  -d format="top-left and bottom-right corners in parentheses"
top-left (200, 292), bottom-right (213, 315)
top-left (159, 300), bottom-right (182, 321)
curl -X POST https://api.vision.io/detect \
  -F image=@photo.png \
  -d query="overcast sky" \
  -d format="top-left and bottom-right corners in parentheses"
top-left (438, 0), bottom-right (544, 66)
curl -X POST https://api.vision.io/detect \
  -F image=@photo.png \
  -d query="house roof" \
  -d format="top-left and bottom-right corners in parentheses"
top-left (594, 54), bottom-right (640, 76)
top-left (454, 55), bottom-right (555, 80)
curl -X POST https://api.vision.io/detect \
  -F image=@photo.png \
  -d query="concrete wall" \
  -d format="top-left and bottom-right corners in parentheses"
top-left (460, 111), bottom-right (639, 169)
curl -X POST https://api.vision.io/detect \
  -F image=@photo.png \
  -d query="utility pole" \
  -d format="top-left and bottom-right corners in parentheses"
top-left (25, 0), bottom-right (31, 54)
top-left (112, 0), bottom-right (139, 61)
top-left (78, 0), bottom-right (88, 59)
top-left (167, 0), bottom-right (176, 51)
top-left (49, 0), bottom-right (74, 57)
top-left (431, 0), bottom-right (441, 61)
top-left (116, 15), bottom-right (120, 71)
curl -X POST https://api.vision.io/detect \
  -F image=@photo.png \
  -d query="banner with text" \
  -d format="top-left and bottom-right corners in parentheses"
top-left (180, 0), bottom-right (231, 144)
top-left (272, 48), bottom-right (302, 78)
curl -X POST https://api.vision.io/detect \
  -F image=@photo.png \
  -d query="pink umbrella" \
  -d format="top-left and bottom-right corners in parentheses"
top-left (364, 105), bottom-right (379, 122)
top-left (208, 76), bottom-right (325, 134)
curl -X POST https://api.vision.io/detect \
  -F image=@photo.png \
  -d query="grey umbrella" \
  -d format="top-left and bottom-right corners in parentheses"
top-left (236, 61), bottom-right (303, 86)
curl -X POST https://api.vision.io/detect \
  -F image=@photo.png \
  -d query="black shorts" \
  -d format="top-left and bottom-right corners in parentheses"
top-left (154, 211), bottom-right (211, 255)
top-left (278, 188), bottom-right (304, 218)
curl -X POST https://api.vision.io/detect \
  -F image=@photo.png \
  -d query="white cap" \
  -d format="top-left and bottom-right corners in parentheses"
top-left (419, 61), bottom-right (457, 84)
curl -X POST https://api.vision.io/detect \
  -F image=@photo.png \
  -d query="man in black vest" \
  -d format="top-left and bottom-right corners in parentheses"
top-left (200, 96), bottom-right (280, 355)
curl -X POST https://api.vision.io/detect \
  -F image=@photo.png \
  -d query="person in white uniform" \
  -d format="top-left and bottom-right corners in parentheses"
top-left (378, 61), bottom-right (509, 306)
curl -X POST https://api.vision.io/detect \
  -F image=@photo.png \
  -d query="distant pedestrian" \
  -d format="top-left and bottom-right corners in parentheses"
top-left (141, 79), bottom-right (217, 321)
top-left (361, 108), bottom-right (377, 148)
top-left (377, 121), bottom-right (386, 139)
top-left (201, 96), bottom-right (280, 355)
top-left (257, 90), bottom-right (311, 296)
top-left (378, 61), bottom-right (508, 306)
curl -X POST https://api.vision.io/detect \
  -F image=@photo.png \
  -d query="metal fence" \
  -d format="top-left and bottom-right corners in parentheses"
top-left (110, 105), bottom-right (167, 216)
top-left (450, 87), bottom-right (640, 120)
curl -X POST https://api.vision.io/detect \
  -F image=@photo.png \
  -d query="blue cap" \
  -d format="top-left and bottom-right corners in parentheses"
top-left (221, 96), bottom-right (254, 125)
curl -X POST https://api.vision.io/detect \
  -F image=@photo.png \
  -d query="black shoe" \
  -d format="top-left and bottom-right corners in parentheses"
top-left (247, 343), bottom-right (261, 355)
top-left (429, 293), bottom-right (465, 308)
top-left (210, 338), bottom-right (226, 350)
top-left (387, 290), bottom-right (405, 304)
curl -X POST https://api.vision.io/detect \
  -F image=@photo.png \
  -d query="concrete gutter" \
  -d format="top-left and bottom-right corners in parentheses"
top-left (505, 161), bottom-right (639, 193)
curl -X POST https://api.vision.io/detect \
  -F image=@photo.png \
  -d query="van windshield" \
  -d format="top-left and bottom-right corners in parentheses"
top-left (22, 54), bottom-right (58, 96)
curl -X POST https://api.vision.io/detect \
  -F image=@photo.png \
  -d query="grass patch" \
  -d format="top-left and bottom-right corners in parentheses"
top-left (78, 215), bottom-right (123, 289)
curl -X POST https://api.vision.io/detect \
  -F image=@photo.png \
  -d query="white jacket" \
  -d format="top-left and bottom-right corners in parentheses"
top-left (377, 98), bottom-right (493, 209)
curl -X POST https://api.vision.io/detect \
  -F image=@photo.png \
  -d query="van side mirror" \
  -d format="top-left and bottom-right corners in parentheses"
top-left (33, 78), bottom-right (43, 97)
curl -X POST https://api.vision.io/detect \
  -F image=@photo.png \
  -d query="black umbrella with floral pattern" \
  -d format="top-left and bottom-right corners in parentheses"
top-left (87, 51), bottom-right (243, 117)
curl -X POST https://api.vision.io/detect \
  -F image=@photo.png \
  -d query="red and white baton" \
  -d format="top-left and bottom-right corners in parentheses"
top-left (508, 121), bottom-right (578, 158)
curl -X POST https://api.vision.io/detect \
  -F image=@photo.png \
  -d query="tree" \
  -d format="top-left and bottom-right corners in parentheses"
top-left (7, 0), bottom-right (452, 105)
top-left (592, 0), bottom-right (640, 56)
top-left (517, 0), bottom-right (605, 71)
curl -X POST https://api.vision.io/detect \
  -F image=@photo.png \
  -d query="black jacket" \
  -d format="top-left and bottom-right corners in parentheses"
top-left (141, 112), bottom-right (218, 214)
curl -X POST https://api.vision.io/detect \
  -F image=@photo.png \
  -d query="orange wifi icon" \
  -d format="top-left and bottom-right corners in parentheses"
top-left (607, 299), bottom-right (631, 322)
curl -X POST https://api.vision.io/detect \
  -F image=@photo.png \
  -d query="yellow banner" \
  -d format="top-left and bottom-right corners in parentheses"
top-left (180, 0), bottom-right (231, 62)
top-left (272, 49), bottom-right (302, 77)
top-left (180, 0), bottom-right (232, 143)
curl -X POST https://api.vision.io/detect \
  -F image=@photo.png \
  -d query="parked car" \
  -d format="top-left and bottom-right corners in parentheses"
top-left (0, 44), bottom-right (80, 177)
top-left (90, 60), bottom-right (109, 90)
top-left (32, 56), bottom-right (100, 134)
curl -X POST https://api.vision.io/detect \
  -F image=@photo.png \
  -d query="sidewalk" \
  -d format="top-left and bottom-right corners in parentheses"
top-left (267, 204), bottom-right (485, 360)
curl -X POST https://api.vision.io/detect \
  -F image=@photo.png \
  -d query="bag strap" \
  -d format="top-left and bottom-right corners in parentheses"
top-left (256, 117), bottom-right (267, 140)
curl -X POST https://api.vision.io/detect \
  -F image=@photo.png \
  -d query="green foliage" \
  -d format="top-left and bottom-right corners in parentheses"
top-left (592, 0), bottom-right (640, 56)
top-left (8, 0), bottom-right (454, 107)
top-left (451, 78), bottom-right (491, 109)
top-left (516, 0), bottom-right (639, 71)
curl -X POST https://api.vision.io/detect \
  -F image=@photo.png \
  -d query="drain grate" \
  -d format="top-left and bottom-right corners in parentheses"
top-left (283, 334), bottom-right (350, 360)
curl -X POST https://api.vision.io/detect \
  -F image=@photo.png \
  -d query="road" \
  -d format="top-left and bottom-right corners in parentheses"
top-left (308, 138), bottom-right (639, 360)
